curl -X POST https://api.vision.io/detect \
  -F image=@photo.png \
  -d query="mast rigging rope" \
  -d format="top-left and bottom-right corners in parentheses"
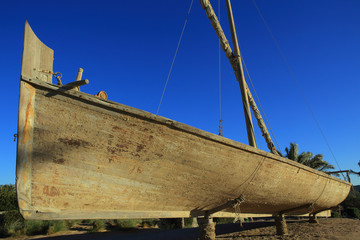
top-left (251, 0), bottom-right (345, 179)
top-left (240, 54), bottom-right (283, 155)
top-left (156, 0), bottom-right (194, 115)
top-left (218, 0), bottom-right (223, 136)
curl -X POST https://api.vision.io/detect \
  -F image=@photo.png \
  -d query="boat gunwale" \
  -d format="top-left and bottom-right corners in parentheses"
top-left (21, 76), bottom-right (351, 187)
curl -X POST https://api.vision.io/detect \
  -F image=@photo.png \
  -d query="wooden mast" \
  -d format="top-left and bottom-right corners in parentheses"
top-left (224, 0), bottom-right (256, 147)
top-left (200, 0), bottom-right (284, 153)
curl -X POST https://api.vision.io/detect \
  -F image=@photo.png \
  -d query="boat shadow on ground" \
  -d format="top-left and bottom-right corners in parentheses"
top-left (215, 221), bottom-right (275, 238)
top-left (31, 221), bottom-right (283, 240)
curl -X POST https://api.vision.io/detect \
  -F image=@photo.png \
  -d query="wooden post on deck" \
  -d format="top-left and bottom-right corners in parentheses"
top-left (74, 68), bottom-right (83, 91)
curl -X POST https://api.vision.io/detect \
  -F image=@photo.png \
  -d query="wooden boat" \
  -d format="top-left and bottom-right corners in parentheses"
top-left (17, 4), bottom-right (351, 220)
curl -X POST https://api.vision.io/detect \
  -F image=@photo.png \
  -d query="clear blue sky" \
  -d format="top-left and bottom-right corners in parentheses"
top-left (1, 0), bottom-right (360, 185)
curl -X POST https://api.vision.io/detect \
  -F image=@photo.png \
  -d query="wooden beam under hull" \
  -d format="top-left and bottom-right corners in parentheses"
top-left (16, 22), bottom-right (351, 220)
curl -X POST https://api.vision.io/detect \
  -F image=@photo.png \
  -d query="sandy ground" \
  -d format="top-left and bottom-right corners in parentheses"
top-left (217, 218), bottom-right (360, 240)
top-left (7, 218), bottom-right (360, 240)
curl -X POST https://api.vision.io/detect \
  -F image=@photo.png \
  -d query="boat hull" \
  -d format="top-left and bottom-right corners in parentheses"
top-left (16, 22), bottom-right (351, 220)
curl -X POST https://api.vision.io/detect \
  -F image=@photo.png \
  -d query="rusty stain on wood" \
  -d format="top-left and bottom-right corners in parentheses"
top-left (16, 21), bottom-right (351, 221)
top-left (43, 186), bottom-right (60, 197)
top-left (53, 158), bottom-right (66, 164)
top-left (58, 137), bottom-right (92, 148)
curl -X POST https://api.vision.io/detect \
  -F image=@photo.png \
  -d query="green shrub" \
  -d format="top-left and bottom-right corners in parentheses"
top-left (331, 210), bottom-right (341, 218)
top-left (140, 219), bottom-right (159, 228)
top-left (64, 220), bottom-right (81, 229)
top-left (0, 185), bottom-right (18, 211)
top-left (115, 219), bottom-right (142, 229)
top-left (158, 218), bottom-right (183, 229)
top-left (342, 190), bottom-right (360, 209)
top-left (214, 218), bottom-right (234, 224)
top-left (47, 221), bottom-right (66, 234)
top-left (184, 218), bottom-right (194, 228)
top-left (0, 210), bottom-right (70, 237)
top-left (0, 224), bottom-right (5, 237)
top-left (345, 207), bottom-right (360, 219)
top-left (25, 220), bottom-right (49, 236)
top-left (0, 210), bottom-right (25, 237)
top-left (91, 220), bottom-right (107, 232)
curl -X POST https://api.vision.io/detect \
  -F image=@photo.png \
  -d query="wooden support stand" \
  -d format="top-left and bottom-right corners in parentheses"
top-left (273, 204), bottom-right (313, 235)
top-left (180, 218), bottom-right (185, 228)
top-left (309, 213), bottom-right (319, 224)
top-left (198, 216), bottom-right (216, 240)
top-left (192, 217), bottom-right (199, 227)
top-left (196, 195), bottom-right (243, 240)
top-left (274, 213), bottom-right (288, 236)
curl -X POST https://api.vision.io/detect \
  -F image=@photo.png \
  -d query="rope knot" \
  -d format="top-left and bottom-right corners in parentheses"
top-left (232, 194), bottom-right (245, 208)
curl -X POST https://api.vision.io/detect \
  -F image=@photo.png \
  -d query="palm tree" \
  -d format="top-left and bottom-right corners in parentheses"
top-left (285, 143), bottom-right (335, 172)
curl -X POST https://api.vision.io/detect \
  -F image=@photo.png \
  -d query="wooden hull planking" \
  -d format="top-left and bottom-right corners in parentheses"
top-left (16, 22), bottom-right (351, 220)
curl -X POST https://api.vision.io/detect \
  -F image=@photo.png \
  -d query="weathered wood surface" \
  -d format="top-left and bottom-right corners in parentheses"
top-left (17, 22), bottom-right (351, 220)
top-left (21, 20), bottom-right (54, 83)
